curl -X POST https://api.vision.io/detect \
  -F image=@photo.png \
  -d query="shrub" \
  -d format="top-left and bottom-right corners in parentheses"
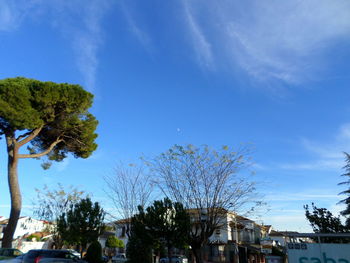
top-left (26, 234), bottom-right (41, 241)
top-left (126, 234), bottom-right (152, 263)
top-left (85, 241), bottom-right (103, 263)
top-left (105, 235), bottom-right (124, 249)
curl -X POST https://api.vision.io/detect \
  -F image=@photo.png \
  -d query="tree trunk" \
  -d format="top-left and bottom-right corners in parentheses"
top-left (191, 244), bottom-right (203, 263)
top-left (2, 135), bottom-right (21, 248)
top-left (167, 238), bottom-right (171, 260)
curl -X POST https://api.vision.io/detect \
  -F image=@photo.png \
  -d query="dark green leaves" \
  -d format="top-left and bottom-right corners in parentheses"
top-left (130, 198), bottom-right (190, 258)
top-left (339, 152), bottom-right (350, 226)
top-left (0, 77), bottom-right (43, 130)
top-left (304, 203), bottom-right (348, 243)
top-left (57, 197), bottom-right (105, 249)
top-left (105, 235), bottom-right (124, 249)
top-left (0, 77), bottom-right (98, 161)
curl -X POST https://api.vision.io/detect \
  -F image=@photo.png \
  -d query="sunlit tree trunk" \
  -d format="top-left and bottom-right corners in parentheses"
top-left (2, 135), bottom-right (21, 248)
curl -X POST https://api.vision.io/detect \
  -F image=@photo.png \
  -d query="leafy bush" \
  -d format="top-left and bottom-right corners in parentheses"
top-left (85, 241), bottom-right (103, 263)
top-left (126, 233), bottom-right (152, 263)
top-left (26, 234), bottom-right (41, 241)
top-left (105, 235), bottom-right (124, 249)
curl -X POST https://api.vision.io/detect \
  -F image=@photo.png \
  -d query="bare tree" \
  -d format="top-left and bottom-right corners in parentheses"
top-left (148, 144), bottom-right (260, 263)
top-left (104, 164), bottom-right (153, 237)
top-left (32, 184), bottom-right (87, 248)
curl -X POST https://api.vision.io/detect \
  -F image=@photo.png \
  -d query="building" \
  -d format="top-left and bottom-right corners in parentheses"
top-left (114, 218), bottom-right (130, 250)
top-left (197, 212), bottom-right (271, 263)
top-left (114, 209), bottom-right (274, 263)
top-left (269, 230), bottom-right (313, 246)
top-left (0, 216), bottom-right (49, 240)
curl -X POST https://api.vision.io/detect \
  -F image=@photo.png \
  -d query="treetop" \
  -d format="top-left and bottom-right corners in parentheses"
top-left (0, 77), bottom-right (98, 161)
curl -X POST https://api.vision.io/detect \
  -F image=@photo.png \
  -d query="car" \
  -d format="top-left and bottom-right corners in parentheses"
top-left (22, 250), bottom-right (83, 263)
top-left (65, 251), bottom-right (80, 259)
top-left (0, 248), bottom-right (23, 260)
top-left (159, 255), bottom-right (188, 263)
top-left (38, 259), bottom-right (87, 263)
top-left (0, 254), bottom-right (26, 263)
top-left (111, 253), bottom-right (127, 263)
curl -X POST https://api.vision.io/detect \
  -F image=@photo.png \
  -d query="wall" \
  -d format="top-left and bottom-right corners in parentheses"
top-left (15, 241), bottom-right (47, 253)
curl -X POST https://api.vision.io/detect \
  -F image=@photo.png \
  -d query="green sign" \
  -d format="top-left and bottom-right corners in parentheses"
top-left (287, 243), bottom-right (350, 263)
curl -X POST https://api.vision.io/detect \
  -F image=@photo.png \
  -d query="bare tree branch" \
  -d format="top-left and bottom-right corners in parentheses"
top-left (103, 163), bottom-right (154, 237)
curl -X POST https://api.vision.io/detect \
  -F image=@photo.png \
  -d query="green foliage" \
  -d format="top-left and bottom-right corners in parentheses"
top-left (128, 198), bottom-right (190, 261)
top-left (303, 154), bottom-right (350, 243)
top-left (339, 152), bottom-right (350, 226)
top-left (0, 77), bottom-right (98, 248)
top-left (26, 234), bottom-right (41, 241)
top-left (104, 225), bottom-right (115, 232)
top-left (304, 203), bottom-right (347, 243)
top-left (85, 240), bottom-right (103, 263)
top-left (57, 197), bottom-right (105, 251)
top-left (105, 236), bottom-right (124, 249)
top-left (0, 77), bottom-right (98, 162)
top-left (126, 232), bottom-right (153, 263)
top-left (143, 198), bottom-right (190, 250)
top-left (304, 203), bottom-right (345, 233)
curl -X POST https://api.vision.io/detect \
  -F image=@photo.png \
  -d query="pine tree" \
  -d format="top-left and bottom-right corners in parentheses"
top-left (338, 152), bottom-right (350, 227)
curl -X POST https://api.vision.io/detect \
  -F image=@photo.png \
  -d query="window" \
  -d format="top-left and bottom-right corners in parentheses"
top-left (120, 226), bottom-right (126, 237)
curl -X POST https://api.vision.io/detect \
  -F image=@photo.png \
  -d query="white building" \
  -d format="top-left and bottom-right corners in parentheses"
top-left (114, 210), bottom-right (272, 262)
top-left (114, 219), bottom-right (130, 251)
top-left (0, 216), bottom-right (49, 240)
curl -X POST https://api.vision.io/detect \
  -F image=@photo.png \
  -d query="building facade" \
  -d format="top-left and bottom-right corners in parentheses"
top-left (0, 216), bottom-right (49, 240)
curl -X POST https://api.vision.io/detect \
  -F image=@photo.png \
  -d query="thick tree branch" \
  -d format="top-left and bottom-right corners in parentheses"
top-left (17, 126), bottom-right (43, 147)
top-left (18, 138), bottom-right (63, 159)
top-left (16, 130), bottom-right (34, 142)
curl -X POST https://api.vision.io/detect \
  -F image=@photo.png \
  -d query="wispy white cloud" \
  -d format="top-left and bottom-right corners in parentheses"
top-left (0, 1), bottom-right (18, 31)
top-left (260, 200), bottom-right (346, 231)
top-left (279, 123), bottom-right (350, 171)
top-left (301, 124), bottom-right (350, 159)
top-left (181, 0), bottom-right (350, 85)
top-left (264, 213), bottom-right (311, 232)
top-left (265, 192), bottom-right (341, 202)
top-left (182, 1), bottom-right (214, 69)
top-left (0, 0), bottom-right (41, 31)
top-left (119, 2), bottom-right (152, 52)
top-left (0, 0), bottom-right (111, 91)
top-left (279, 159), bottom-right (344, 171)
top-left (262, 201), bottom-right (348, 231)
top-left (47, 0), bottom-right (112, 91)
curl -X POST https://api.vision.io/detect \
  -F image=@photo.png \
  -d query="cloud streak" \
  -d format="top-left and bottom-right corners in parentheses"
top-left (0, 0), bottom-right (42, 31)
top-left (181, 0), bottom-right (350, 85)
top-left (0, 0), bottom-right (111, 91)
top-left (265, 193), bottom-right (341, 202)
top-left (182, 1), bottom-right (214, 69)
top-left (47, 0), bottom-right (112, 91)
top-left (119, 2), bottom-right (152, 52)
top-left (279, 123), bottom-right (350, 171)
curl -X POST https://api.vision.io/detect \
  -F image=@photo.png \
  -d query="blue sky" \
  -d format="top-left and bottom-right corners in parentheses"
top-left (1, 0), bottom-right (350, 232)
